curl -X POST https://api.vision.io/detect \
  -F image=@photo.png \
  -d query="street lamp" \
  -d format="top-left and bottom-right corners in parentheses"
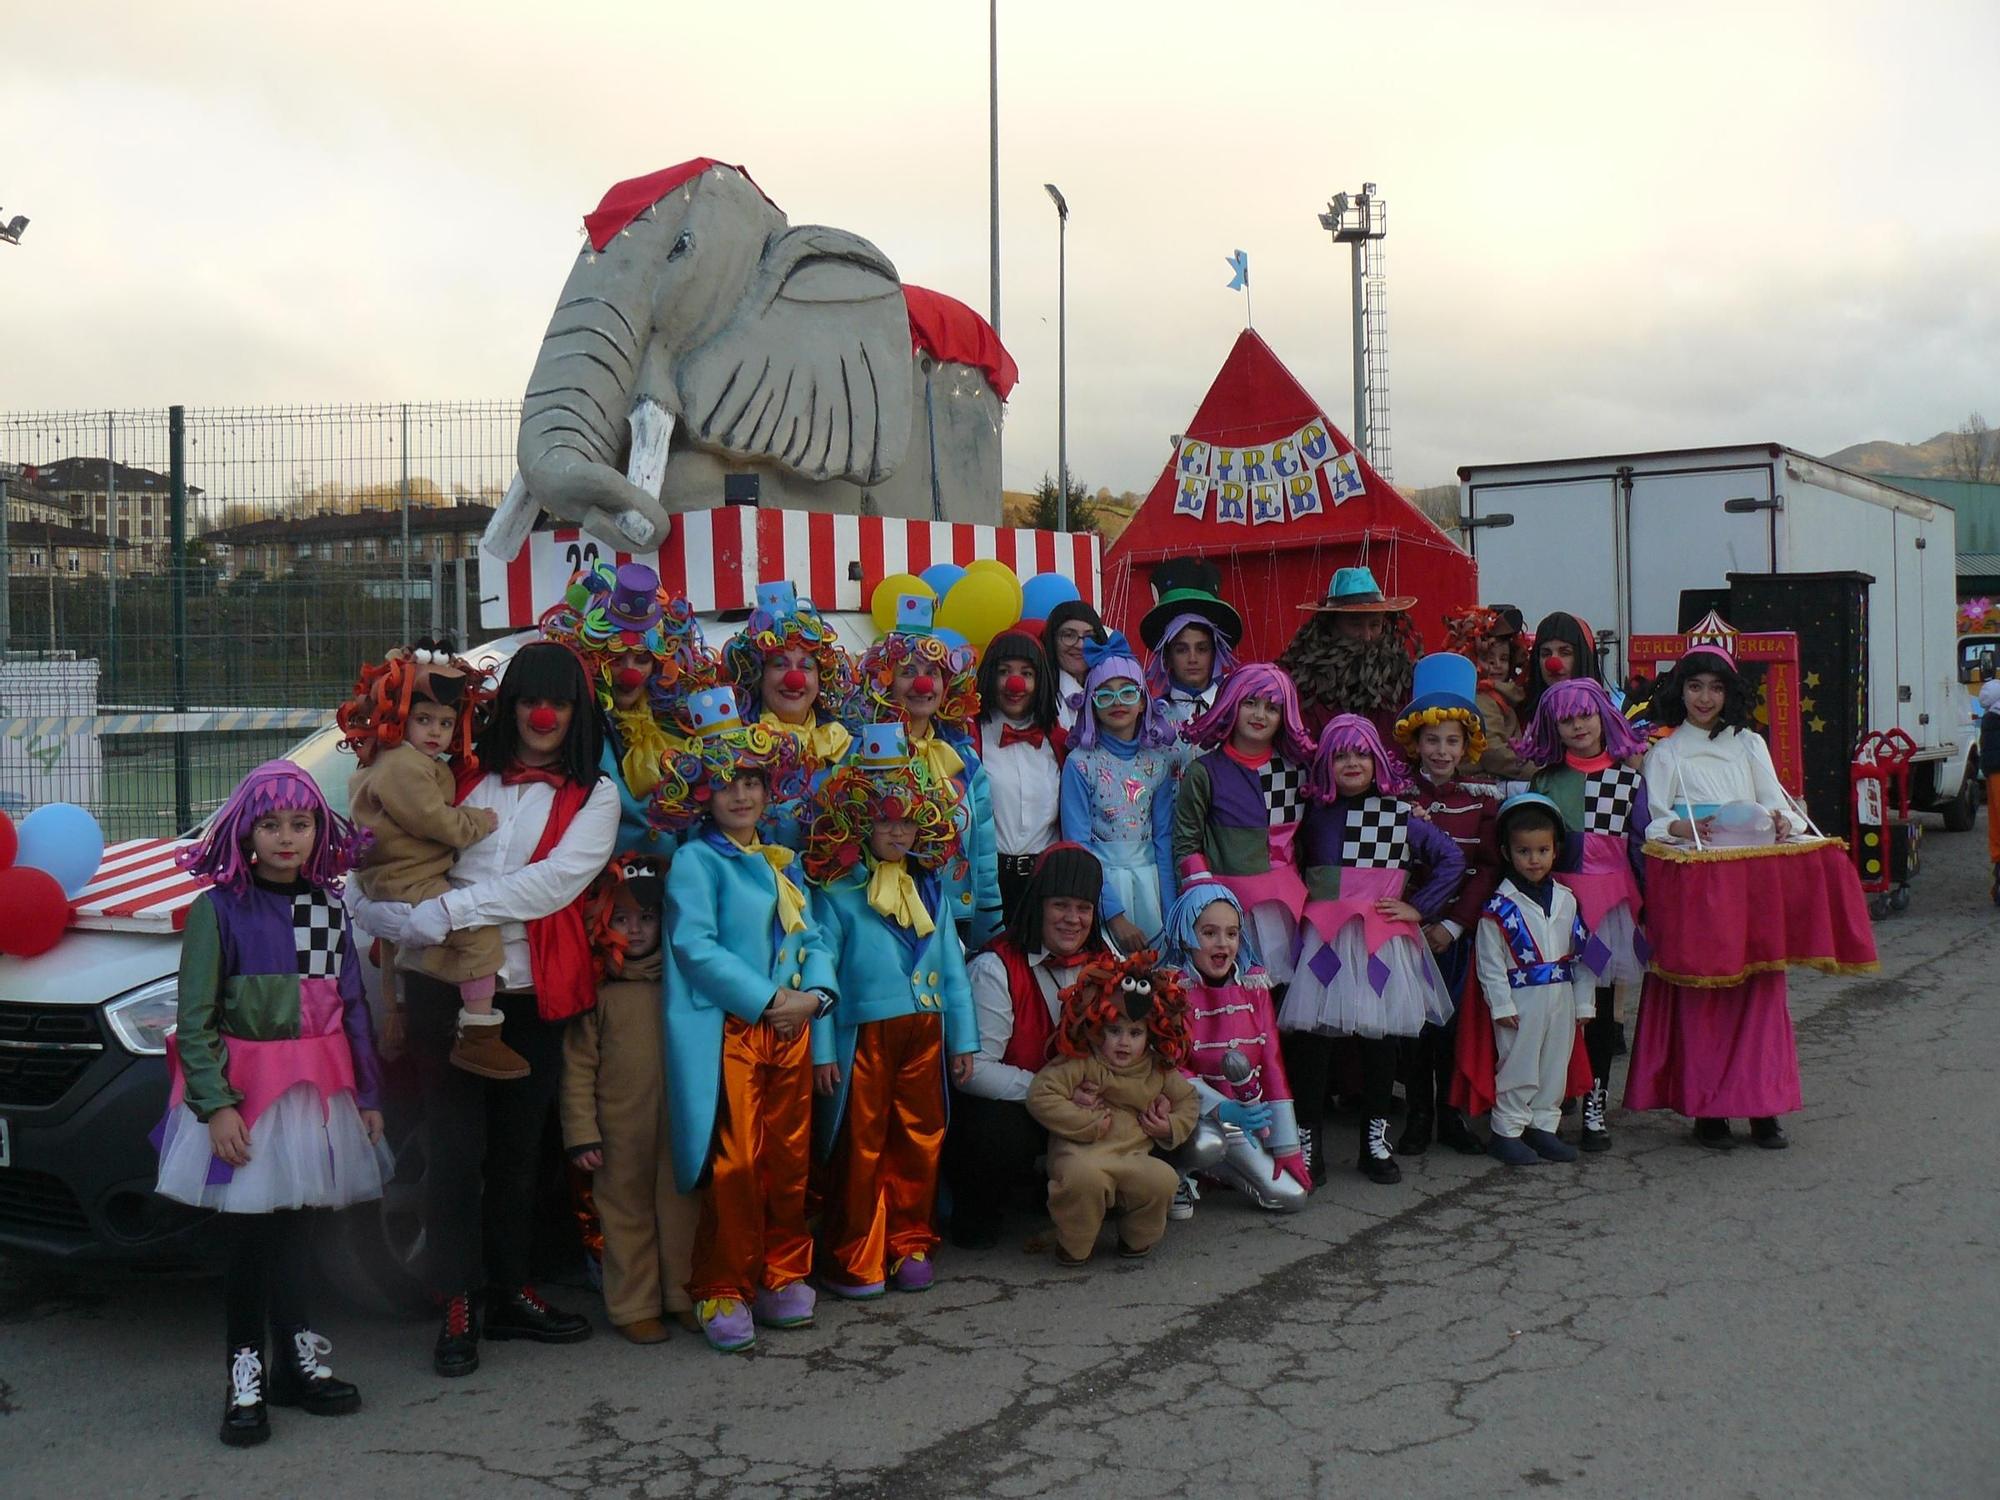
top-left (1044, 183), bottom-right (1068, 531)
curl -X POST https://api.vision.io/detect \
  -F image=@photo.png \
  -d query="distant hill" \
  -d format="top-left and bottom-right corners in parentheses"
top-left (1001, 487), bottom-right (1138, 544)
top-left (1824, 427), bottom-right (1998, 478)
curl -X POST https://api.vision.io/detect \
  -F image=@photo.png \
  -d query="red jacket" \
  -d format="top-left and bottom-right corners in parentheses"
top-left (1410, 772), bottom-right (1500, 933)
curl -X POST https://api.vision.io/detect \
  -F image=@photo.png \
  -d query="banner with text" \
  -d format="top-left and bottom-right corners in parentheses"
top-left (1169, 420), bottom-right (1366, 526)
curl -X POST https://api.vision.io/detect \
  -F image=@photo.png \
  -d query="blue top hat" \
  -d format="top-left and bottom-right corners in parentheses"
top-left (754, 580), bottom-right (799, 621)
top-left (1402, 653), bottom-right (1479, 720)
top-left (1303, 565), bottom-right (1415, 613)
top-left (856, 722), bottom-right (910, 767)
top-left (895, 593), bottom-right (936, 636)
top-left (685, 686), bottom-right (744, 738)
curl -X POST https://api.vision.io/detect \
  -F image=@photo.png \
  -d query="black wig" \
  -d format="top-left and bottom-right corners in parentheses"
top-left (1004, 842), bottom-right (1108, 954)
top-left (476, 640), bottom-right (607, 786)
top-left (977, 631), bottom-right (1060, 733)
top-left (1646, 648), bottom-right (1756, 740)
top-left (1524, 611), bottom-right (1606, 716)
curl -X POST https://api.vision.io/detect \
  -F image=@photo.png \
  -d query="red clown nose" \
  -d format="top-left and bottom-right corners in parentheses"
top-left (1002, 673), bottom-right (1028, 698)
top-left (527, 706), bottom-right (560, 734)
top-left (613, 667), bottom-right (648, 690)
top-left (781, 668), bottom-right (810, 694)
top-left (911, 674), bottom-right (938, 697)
top-left (1541, 652), bottom-right (1569, 678)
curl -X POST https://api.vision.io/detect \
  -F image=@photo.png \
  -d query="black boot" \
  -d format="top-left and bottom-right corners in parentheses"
top-left (483, 1285), bottom-right (592, 1344)
top-left (1298, 1125), bottom-right (1327, 1188)
top-left (220, 1345), bottom-right (270, 1447)
top-left (1579, 1078), bottom-right (1612, 1153)
top-left (1749, 1117), bottom-right (1790, 1150)
top-left (269, 1326), bottom-right (360, 1415)
top-left (1692, 1117), bottom-right (1736, 1151)
top-left (1436, 1107), bottom-right (1484, 1155)
top-left (433, 1292), bottom-right (479, 1378)
top-left (1399, 1109), bottom-right (1434, 1156)
top-left (1357, 1117), bottom-right (1402, 1184)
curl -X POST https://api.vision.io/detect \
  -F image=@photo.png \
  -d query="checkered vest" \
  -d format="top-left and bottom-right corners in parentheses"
top-left (1583, 765), bottom-right (1644, 836)
top-left (290, 887), bottom-right (345, 978)
top-left (1259, 756), bottom-right (1308, 827)
top-left (1339, 795), bottom-right (1410, 869)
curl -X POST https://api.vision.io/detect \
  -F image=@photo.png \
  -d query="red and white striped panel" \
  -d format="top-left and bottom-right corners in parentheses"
top-left (482, 510), bottom-right (1100, 629)
top-left (70, 838), bottom-right (212, 934)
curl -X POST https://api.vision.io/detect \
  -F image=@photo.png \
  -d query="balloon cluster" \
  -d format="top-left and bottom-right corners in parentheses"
top-left (867, 562), bottom-right (1083, 651)
top-left (0, 803), bottom-right (106, 958)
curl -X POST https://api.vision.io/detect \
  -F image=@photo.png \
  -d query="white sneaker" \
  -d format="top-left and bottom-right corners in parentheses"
top-left (1169, 1176), bottom-right (1199, 1221)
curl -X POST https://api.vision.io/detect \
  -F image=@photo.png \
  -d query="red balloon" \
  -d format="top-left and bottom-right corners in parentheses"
top-left (0, 866), bottom-right (70, 957)
top-left (0, 808), bottom-right (15, 869)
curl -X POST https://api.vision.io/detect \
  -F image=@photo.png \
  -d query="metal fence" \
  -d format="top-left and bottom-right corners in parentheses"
top-left (2, 402), bottom-right (519, 838)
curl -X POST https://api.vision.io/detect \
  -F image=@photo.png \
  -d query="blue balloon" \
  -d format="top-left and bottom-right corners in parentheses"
top-left (16, 802), bottom-right (106, 898)
top-left (934, 626), bottom-right (971, 652)
top-left (919, 562), bottom-right (967, 599)
top-left (1020, 571), bottom-right (1081, 621)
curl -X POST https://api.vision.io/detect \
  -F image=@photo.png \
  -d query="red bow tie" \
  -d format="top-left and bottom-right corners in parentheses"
top-left (999, 724), bottom-right (1046, 750)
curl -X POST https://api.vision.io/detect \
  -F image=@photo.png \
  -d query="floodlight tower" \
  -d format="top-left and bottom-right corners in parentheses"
top-left (1319, 183), bottom-right (1390, 481)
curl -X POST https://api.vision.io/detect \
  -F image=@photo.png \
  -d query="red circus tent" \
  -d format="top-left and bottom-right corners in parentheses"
top-left (1102, 330), bottom-right (1475, 663)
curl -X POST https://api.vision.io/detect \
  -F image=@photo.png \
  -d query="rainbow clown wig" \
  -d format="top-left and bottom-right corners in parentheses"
top-left (1305, 713), bottom-right (1414, 802)
top-left (1183, 662), bottom-right (1315, 762)
top-left (1073, 631), bottom-right (1179, 751)
top-left (722, 580), bottom-right (854, 724)
top-left (1158, 882), bottom-right (1264, 976)
top-left (803, 723), bottom-right (965, 887)
top-left (1513, 677), bottom-right (1647, 767)
top-left (336, 640), bottom-right (492, 769)
top-left (177, 759), bottom-right (370, 893)
top-left (1054, 949), bottom-right (1192, 1066)
top-left (647, 686), bottom-right (805, 835)
top-left (856, 594), bottom-right (981, 741)
top-left (538, 559), bottom-right (717, 722)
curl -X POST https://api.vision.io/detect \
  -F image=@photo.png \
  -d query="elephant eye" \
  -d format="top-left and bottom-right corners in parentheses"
top-left (668, 229), bottom-right (695, 261)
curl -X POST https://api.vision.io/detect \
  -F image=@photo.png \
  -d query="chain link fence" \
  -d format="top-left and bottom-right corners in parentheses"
top-left (2, 403), bottom-right (519, 838)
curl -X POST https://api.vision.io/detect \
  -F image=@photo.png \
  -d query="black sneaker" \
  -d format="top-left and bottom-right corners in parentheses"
top-left (1749, 1117), bottom-right (1790, 1150)
top-left (220, 1345), bottom-right (270, 1447)
top-left (483, 1285), bottom-right (592, 1344)
top-left (269, 1326), bottom-right (360, 1415)
top-left (1692, 1117), bottom-right (1736, 1152)
top-left (433, 1292), bottom-right (480, 1378)
top-left (1298, 1125), bottom-right (1328, 1189)
top-left (1357, 1117), bottom-right (1402, 1184)
top-left (1579, 1079), bottom-right (1613, 1153)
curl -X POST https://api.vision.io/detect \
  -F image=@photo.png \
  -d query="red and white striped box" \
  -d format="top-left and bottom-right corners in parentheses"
top-left (481, 509), bottom-right (1100, 629)
top-left (70, 838), bottom-right (211, 934)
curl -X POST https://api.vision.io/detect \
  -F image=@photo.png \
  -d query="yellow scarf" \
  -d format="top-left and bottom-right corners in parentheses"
top-left (907, 726), bottom-right (965, 785)
top-left (867, 857), bottom-right (934, 937)
top-left (612, 706), bottom-right (674, 799)
top-left (733, 835), bottom-right (807, 934)
top-left (760, 710), bottom-right (851, 768)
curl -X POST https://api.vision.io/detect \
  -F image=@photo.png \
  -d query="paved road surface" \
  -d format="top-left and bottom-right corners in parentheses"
top-left (5, 824), bottom-right (1995, 1498)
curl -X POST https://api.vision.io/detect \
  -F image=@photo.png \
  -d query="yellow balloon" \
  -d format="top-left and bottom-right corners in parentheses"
top-left (962, 557), bottom-right (1018, 585)
top-left (871, 573), bottom-right (934, 634)
top-left (937, 568), bottom-right (1023, 648)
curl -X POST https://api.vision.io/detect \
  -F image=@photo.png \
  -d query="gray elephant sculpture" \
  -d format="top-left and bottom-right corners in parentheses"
top-left (484, 158), bottom-right (1011, 559)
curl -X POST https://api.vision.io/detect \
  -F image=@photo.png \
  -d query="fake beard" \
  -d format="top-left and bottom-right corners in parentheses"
top-left (1277, 619), bottom-right (1415, 715)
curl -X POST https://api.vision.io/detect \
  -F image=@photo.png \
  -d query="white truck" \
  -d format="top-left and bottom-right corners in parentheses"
top-left (1457, 443), bottom-right (1977, 828)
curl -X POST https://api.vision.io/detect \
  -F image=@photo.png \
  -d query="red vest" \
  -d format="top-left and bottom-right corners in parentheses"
top-left (987, 936), bottom-right (1102, 1073)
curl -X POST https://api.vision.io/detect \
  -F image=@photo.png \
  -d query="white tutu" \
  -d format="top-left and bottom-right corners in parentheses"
top-left (1277, 921), bottom-right (1453, 1040)
top-left (1244, 901), bottom-right (1298, 986)
top-left (156, 1081), bottom-right (391, 1213)
top-left (1582, 902), bottom-right (1649, 984)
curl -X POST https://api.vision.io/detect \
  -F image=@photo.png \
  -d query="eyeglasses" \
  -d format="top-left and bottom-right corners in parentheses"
top-left (1092, 685), bottom-right (1144, 709)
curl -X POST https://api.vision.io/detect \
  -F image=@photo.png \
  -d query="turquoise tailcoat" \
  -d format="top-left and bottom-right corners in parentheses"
top-left (662, 830), bottom-right (838, 1193)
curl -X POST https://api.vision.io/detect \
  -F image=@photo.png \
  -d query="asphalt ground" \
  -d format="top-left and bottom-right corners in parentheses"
top-left (4, 820), bottom-right (1995, 1499)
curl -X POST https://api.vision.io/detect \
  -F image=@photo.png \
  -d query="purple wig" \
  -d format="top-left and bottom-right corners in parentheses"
top-left (1513, 677), bottom-right (1646, 767)
top-left (176, 759), bottom-right (370, 893)
top-left (1073, 632), bottom-right (1179, 751)
top-left (1186, 663), bottom-right (1315, 763)
top-left (1143, 613), bottom-right (1241, 700)
top-left (1306, 713), bottom-right (1413, 802)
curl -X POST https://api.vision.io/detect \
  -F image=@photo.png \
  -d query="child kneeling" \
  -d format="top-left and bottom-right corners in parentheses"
top-left (1027, 953), bottom-right (1204, 1263)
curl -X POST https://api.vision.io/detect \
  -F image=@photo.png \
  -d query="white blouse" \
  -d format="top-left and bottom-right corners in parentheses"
top-left (960, 947), bottom-right (1070, 1102)
top-left (434, 773), bottom-right (621, 990)
top-left (1641, 723), bottom-right (1791, 842)
top-left (979, 717), bottom-right (1062, 857)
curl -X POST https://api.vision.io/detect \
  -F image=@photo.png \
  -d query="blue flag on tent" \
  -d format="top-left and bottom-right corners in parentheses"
top-left (1225, 249), bottom-right (1249, 291)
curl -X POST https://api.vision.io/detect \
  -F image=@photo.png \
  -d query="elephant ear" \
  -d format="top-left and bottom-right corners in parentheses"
top-left (673, 224), bottom-right (913, 485)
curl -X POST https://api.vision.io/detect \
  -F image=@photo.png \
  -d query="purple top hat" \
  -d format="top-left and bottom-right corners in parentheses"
top-left (605, 563), bottom-right (665, 635)
top-left (857, 722), bottom-right (910, 768)
top-left (685, 685), bottom-right (744, 738)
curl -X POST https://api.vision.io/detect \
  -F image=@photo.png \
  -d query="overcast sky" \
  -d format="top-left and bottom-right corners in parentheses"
top-left (4, 0), bottom-right (1997, 495)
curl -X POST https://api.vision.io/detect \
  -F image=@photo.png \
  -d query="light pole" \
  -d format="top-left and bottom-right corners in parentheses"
top-left (989, 2), bottom-right (1000, 336)
top-left (1044, 182), bottom-right (1068, 531)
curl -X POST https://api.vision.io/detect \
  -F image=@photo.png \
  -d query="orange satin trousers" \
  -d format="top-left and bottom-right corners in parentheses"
top-left (821, 1013), bottom-right (946, 1287)
top-left (687, 1017), bottom-right (814, 1303)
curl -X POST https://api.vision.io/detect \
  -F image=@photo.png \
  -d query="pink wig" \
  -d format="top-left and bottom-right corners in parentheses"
top-left (176, 759), bottom-right (370, 893)
top-left (1514, 677), bottom-right (1646, 766)
top-left (1306, 713), bottom-right (1413, 801)
top-left (1186, 663), bottom-right (1315, 764)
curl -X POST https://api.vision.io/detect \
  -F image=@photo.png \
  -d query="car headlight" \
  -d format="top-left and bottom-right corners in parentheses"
top-left (105, 978), bottom-right (180, 1056)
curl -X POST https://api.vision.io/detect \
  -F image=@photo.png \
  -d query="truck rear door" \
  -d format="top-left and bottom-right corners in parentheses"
top-left (1624, 466), bottom-right (1777, 640)
top-left (1461, 475), bottom-right (1619, 644)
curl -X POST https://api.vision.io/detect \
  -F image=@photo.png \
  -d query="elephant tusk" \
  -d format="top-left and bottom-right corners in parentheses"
top-left (626, 396), bottom-right (675, 501)
top-left (481, 471), bottom-right (540, 561)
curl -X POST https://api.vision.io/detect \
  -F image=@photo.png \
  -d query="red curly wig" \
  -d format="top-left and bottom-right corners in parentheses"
top-left (1054, 949), bottom-right (1192, 1067)
top-left (336, 643), bottom-right (492, 770)
top-left (583, 852), bottom-right (665, 980)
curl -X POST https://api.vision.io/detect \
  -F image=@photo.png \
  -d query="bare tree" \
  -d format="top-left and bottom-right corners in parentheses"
top-left (1945, 412), bottom-right (1994, 483)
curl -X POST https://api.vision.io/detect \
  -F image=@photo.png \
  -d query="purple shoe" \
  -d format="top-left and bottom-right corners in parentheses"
top-left (752, 1281), bottom-right (817, 1329)
top-left (695, 1298), bottom-right (755, 1353)
top-left (825, 1277), bottom-right (887, 1301)
top-left (891, 1252), bottom-right (935, 1293)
